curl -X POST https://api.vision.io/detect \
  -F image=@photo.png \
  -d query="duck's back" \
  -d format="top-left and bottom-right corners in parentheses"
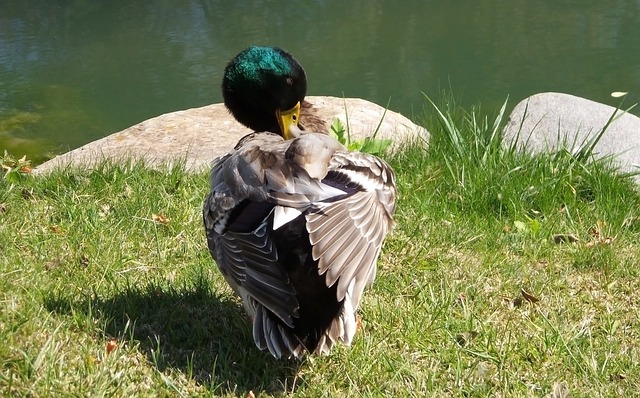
top-left (203, 132), bottom-right (395, 358)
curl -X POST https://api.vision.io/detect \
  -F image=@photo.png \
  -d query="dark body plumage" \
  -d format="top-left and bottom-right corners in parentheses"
top-left (203, 46), bottom-right (396, 358)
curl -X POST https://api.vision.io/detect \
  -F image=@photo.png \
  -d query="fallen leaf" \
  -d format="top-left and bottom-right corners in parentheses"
top-left (50, 224), bottom-right (63, 234)
top-left (532, 261), bottom-right (548, 269)
top-left (79, 254), bottom-right (89, 268)
top-left (455, 331), bottom-right (478, 347)
top-left (19, 165), bottom-right (32, 174)
top-left (521, 289), bottom-right (540, 303)
top-left (106, 339), bottom-right (118, 354)
top-left (609, 373), bottom-right (626, 381)
top-left (585, 236), bottom-right (614, 248)
top-left (455, 292), bottom-right (467, 306)
top-left (152, 213), bottom-right (170, 225)
top-left (246, 391), bottom-right (256, 398)
top-left (589, 220), bottom-right (607, 238)
top-left (21, 188), bottom-right (34, 199)
top-left (0, 203), bottom-right (6, 213)
top-left (552, 234), bottom-right (579, 244)
top-left (44, 259), bottom-right (62, 271)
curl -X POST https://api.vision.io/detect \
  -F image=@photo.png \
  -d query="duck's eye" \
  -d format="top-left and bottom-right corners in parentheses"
top-left (292, 114), bottom-right (297, 121)
top-left (286, 77), bottom-right (294, 85)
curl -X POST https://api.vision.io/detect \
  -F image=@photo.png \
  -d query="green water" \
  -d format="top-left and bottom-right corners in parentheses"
top-left (1, 1), bottom-right (639, 163)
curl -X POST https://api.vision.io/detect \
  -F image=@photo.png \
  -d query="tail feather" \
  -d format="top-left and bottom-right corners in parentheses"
top-left (314, 282), bottom-right (357, 354)
top-left (251, 281), bottom-right (359, 358)
top-left (253, 304), bottom-right (303, 359)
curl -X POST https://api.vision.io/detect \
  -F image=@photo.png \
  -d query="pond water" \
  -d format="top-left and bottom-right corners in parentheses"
top-left (1, 1), bottom-right (639, 163)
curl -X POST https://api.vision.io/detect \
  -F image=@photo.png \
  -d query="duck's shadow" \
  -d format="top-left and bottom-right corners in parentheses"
top-left (44, 277), bottom-right (303, 394)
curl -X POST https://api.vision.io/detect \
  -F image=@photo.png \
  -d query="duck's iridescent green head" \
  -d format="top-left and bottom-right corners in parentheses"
top-left (223, 46), bottom-right (307, 137)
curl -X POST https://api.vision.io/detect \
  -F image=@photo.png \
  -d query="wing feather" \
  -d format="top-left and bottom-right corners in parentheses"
top-left (212, 220), bottom-right (299, 326)
top-left (306, 152), bottom-right (396, 307)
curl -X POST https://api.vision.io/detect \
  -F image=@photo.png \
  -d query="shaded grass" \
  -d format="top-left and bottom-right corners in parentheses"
top-left (1, 99), bottom-right (640, 397)
top-left (1, 162), bottom-right (301, 396)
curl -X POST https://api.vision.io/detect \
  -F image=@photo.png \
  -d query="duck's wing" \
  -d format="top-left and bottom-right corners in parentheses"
top-left (204, 133), bottom-right (303, 328)
top-left (306, 150), bottom-right (396, 311)
top-left (281, 134), bottom-right (396, 352)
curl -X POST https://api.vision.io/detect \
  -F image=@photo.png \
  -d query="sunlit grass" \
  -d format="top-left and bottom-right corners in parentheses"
top-left (1, 99), bottom-right (639, 397)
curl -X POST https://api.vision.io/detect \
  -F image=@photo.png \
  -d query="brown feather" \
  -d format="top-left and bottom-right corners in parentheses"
top-left (299, 100), bottom-right (328, 133)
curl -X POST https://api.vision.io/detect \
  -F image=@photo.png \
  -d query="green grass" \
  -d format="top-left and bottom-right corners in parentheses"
top-left (1, 99), bottom-right (640, 397)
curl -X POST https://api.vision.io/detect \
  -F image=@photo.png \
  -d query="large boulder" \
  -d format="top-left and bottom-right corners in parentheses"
top-left (503, 92), bottom-right (640, 181)
top-left (35, 96), bottom-right (427, 174)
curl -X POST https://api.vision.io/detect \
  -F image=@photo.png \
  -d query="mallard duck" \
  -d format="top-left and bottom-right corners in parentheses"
top-left (203, 46), bottom-right (396, 359)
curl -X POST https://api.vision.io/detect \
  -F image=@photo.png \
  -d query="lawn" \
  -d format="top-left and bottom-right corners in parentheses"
top-left (1, 100), bottom-right (639, 397)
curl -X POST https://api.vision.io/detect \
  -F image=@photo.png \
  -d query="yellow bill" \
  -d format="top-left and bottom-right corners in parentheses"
top-left (276, 101), bottom-right (301, 140)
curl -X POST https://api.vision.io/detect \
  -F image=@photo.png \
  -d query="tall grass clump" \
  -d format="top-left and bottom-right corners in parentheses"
top-left (415, 94), bottom-right (640, 239)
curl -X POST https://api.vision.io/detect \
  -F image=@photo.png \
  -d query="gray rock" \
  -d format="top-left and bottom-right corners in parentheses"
top-left (503, 92), bottom-right (640, 181)
top-left (35, 96), bottom-right (428, 174)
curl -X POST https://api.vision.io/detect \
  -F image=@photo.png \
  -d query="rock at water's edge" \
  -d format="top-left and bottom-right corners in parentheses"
top-left (35, 96), bottom-right (428, 174)
top-left (503, 92), bottom-right (640, 181)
